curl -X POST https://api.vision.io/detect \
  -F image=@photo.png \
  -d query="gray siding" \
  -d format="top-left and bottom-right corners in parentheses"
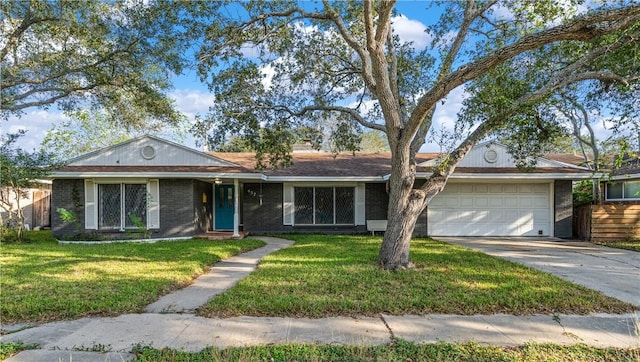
top-left (554, 180), bottom-right (573, 238)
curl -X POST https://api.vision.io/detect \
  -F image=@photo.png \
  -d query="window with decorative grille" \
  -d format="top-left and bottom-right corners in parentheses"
top-left (98, 183), bottom-right (147, 230)
top-left (293, 187), bottom-right (354, 225)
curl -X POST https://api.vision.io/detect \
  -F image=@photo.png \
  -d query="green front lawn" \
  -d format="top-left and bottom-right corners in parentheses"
top-left (199, 234), bottom-right (635, 317)
top-left (132, 341), bottom-right (640, 362)
top-left (594, 241), bottom-right (640, 252)
top-left (0, 231), bottom-right (265, 324)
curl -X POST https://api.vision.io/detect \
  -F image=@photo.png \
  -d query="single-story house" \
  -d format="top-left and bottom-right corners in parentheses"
top-left (50, 135), bottom-right (593, 240)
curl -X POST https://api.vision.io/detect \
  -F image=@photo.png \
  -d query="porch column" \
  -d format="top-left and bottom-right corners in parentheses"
top-left (233, 178), bottom-right (240, 237)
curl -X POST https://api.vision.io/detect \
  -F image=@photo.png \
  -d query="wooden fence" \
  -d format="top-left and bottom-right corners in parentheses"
top-left (574, 204), bottom-right (640, 241)
top-left (32, 190), bottom-right (51, 227)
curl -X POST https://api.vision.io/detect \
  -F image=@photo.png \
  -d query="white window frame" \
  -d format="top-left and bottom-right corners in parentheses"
top-left (605, 180), bottom-right (640, 201)
top-left (97, 183), bottom-right (147, 231)
top-left (85, 179), bottom-right (159, 230)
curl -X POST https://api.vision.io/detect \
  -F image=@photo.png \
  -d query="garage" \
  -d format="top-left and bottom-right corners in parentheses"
top-left (427, 182), bottom-right (551, 236)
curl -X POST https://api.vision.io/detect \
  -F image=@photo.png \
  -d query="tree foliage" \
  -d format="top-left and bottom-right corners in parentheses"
top-left (41, 108), bottom-right (189, 160)
top-left (0, 0), bottom-right (199, 128)
top-left (192, 0), bottom-right (640, 269)
top-left (0, 131), bottom-right (60, 241)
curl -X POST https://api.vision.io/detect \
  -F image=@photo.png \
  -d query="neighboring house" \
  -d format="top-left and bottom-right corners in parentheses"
top-left (50, 135), bottom-right (592, 240)
top-left (603, 156), bottom-right (640, 204)
top-left (584, 156), bottom-right (640, 241)
top-left (1, 181), bottom-right (52, 230)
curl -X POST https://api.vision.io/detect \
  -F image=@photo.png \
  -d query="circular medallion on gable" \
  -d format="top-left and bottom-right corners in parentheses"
top-left (484, 149), bottom-right (498, 163)
top-left (141, 145), bottom-right (156, 160)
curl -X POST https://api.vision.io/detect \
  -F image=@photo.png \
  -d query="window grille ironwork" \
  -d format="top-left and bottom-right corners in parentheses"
top-left (335, 187), bottom-right (355, 224)
top-left (294, 187), bottom-right (313, 224)
top-left (124, 184), bottom-right (147, 228)
top-left (294, 186), bottom-right (354, 225)
top-left (99, 184), bottom-right (121, 229)
top-left (98, 183), bottom-right (147, 230)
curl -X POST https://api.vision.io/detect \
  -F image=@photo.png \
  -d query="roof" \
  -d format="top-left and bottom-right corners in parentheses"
top-left (610, 155), bottom-right (640, 179)
top-left (542, 153), bottom-right (591, 167)
top-left (51, 136), bottom-right (593, 180)
top-left (208, 152), bottom-right (439, 177)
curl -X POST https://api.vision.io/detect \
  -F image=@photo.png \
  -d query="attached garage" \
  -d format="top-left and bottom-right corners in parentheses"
top-left (428, 182), bottom-right (551, 236)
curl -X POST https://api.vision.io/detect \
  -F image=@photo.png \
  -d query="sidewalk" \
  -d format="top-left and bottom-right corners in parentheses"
top-left (3, 237), bottom-right (639, 361)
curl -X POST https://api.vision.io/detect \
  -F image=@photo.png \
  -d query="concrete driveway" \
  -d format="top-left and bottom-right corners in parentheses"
top-left (437, 237), bottom-right (640, 307)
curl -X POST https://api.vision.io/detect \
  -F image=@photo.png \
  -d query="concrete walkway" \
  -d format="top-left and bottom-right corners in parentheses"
top-left (438, 237), bottom-right (640, 307)
top-left (3, 236), bottom-right (640, 361)
top-left (145, 236), bottom-right (294, 313)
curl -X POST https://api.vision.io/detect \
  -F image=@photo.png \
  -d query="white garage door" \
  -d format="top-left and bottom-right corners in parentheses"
top-left (428, 183), bottom-right (551, 236)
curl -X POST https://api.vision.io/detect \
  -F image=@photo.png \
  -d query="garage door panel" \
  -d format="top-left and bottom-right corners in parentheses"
top-left (504, 197), bottom-right (519, 207)
top-left (474, 184), bottom-right (489, 193)
top-left (533, 197), bottom-right (548, 208)
top-left (429, 183), bottom-right (550, 236)
top-left (459, 184), bottom-right (473, 193)
top-left (460, 198), bottom-right (474, 207)
top-left (503, 184), bottom-right (518, 193)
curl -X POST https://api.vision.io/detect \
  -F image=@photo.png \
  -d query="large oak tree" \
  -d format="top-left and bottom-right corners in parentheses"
top-left (0, 0), bottom-right (198, 127)
top-left (193, 0), bottom-right (640, 270)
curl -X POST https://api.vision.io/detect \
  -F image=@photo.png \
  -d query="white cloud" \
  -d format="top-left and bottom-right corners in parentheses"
top-left (392, 15), bottom-right (430, 50)
top-left (3, 110), bottom-right (70, 151)
top-left (170, 88), bottom-right (215, 116)
top-left (421, 85), bottom-right (469, 152)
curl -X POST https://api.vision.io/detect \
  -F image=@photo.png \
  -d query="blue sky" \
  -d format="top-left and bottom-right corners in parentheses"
top-left (3, 1), bottom-right (617, 154)
top-left (5, 1), bottom-right (462, 153)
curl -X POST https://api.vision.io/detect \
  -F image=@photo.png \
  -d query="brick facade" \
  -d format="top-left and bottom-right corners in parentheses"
top-left (52, 178), bottom-right (212, 239)
top-left (51, 179), bottom-right (85, 238)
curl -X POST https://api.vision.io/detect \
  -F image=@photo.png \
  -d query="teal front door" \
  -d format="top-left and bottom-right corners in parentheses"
top-left (215, 184), bottom-right (234, 230)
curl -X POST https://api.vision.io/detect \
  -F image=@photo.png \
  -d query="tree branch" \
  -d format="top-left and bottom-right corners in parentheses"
top-left (405, 4), bottom-right (640, 147)
top-left (1, 84), bottom-right (98, 111)
top-left (428, 43), bottom-right (635, 184)
top-left (0, 7), bottom-right (59, 61)
top-left (274, 103), bottom-right (387, 132)
top-left (323, 0), bottom-right (377, 92)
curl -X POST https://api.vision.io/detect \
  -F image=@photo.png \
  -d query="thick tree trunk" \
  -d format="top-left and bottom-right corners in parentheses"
top-left (378, 147), bottom-right (432, 270)
top-left (378, 190), bottom-right (425, 269)
top-left (378, 144), bottom-right (451, 269)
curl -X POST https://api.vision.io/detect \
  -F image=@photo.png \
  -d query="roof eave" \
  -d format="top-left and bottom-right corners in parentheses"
top-left (50, 172), bottom-right (264, 179)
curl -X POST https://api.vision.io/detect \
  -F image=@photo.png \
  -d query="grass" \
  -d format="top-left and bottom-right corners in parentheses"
top-left (0, 341), bottom-right (39, 360)
top-left (594, 241), bottom-right (640, 252)
top-left (198, 234), bottom-right (635, 318)
top-left (0, 230), bottom-right (265, 324)
top-left (131, 341), bottom-right (640, 362)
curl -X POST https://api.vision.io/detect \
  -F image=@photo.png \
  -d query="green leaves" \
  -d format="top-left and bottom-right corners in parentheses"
top-left (0, 0), bottom-right (200, 127)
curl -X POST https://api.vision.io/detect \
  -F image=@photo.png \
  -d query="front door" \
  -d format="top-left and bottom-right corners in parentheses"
top-left (215, 184), bottom-right (234, 230)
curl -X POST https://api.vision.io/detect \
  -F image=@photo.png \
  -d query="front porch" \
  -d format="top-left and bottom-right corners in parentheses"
top-left (195, 230), bottom-right (247, 240)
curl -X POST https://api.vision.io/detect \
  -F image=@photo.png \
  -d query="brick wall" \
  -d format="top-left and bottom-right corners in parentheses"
top-left (242, 182), bottom-right (366, 234)
top-left (51, 179), bottom-right (85, 239)
top-left (243, 183), bottom-right (288, 233)
top-left (158, 179), bottom-right (196, 237)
